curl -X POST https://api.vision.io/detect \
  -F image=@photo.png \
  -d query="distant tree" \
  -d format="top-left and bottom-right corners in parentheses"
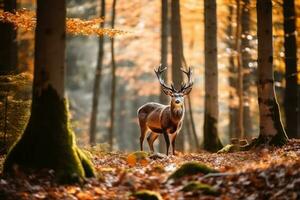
top-left (89, 0), bottom-right (106, 145)
top-left (241, 0), bottom-right (253, 137)
top-left (170, 0), bottom-right (184, 151)
top-left (227, 5), bottom-right (238, 139)
top-left (235, 0), bottom-right (244, 138)
top-left (283, 0), bottom-right (299, 138)
top-left (0, 0), bottom-right (17, 74)
top-left (254, 0), bottom-right (288, 146)
top-left (203, 0), bottom-right (223, 152)
top-left (108, 0), bottom-right (117, 151)
top-left (159, 0), bottom-right (169, 153)
top-left (3, 0), bottom-right (95, 182)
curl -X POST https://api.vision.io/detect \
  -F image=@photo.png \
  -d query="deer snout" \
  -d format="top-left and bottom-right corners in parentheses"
top-left (175, 100), bottom-right (180, 104)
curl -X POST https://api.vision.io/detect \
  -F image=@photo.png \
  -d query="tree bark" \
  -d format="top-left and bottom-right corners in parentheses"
top-left (171, 0), bottom-right (184, 151)
top-left (283, 0), bottom-right (299, 138)
top-left (203, 0), bottom-right (223, 152)
top-left (3, 0), bottom-right (95, 182)
top-left (235, 0), bottom-right (244, 138)
top-left (227, 5), bottom-right (238, 139)
top-left (241, 0), bottom-right (253, 137)
top-left (159, 0), bottom-right (169, 153)
top-left (89, 0), bottom-right (106, 145)
top-left (108, 0), bottom-right (117, 151)
top-left (255, 0), bottom-right (288, 146)
top-left (0, 0), bottom-right (17, 75)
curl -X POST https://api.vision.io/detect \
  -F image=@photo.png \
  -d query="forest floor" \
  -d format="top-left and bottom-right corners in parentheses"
top-left (0, 140), bottom-right (300, 200)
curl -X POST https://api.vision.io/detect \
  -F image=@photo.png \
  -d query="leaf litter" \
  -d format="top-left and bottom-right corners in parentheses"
top-left (0, 140), bottom-right (300, 199)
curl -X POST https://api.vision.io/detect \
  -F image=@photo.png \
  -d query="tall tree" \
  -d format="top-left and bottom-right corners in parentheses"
top-left (108, 0), bottom-right (117, 151)
top-left (3, 0), bottom-right (95, 182)
top-left (89, 0), bottom-right (106, 145)
top-left (227, 5), bottom-right (238, 139)
top-left (159, 0), bottom-right (169, 153)
top-left (283, 0), bottom-right (299, 138)
top-left (170, 0), bottom-right (186, 151)
top-left (254, 0), bottom-right (288, 146)
top-left (0, 0), bottom-right (17, 74)
top-left (203, 0), bottom-right (223, 152)
top-left (235, 0), bottom-right (244, 138)
top-left (241, 0), bottom-right (253, 137)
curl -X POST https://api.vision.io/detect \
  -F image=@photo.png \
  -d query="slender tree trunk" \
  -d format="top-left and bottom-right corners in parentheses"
top-left (89, 0), bottom-right (106, 145)
top-left (171, 0), bottom-right (184, 151)
top-left (283, 0), bottom-right (299, 138)
top-left (255, 0), bottom-right (288, 146)
top-left (227, 5), bottom-right (238, 139)
top-left (241, 0), bottom-right (253, 137)
top-left (3, 0), bottom-right (95, 182)
top-left (108, 0), bottom-right (117, 151)
top-left (186, 96), bottom-right (200, 150)
top-left (235, 0), bottom-right (244, 138)
top-left (0, 0), bottom-right (17, 74)
top-left (159, 0), bottom-right (169, 153)
top-left (203, 0), bottom-right (223, 152)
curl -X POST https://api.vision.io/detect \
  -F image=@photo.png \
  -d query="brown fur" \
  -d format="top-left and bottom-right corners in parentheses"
top-left (138, 100), bottom-right (184, 155)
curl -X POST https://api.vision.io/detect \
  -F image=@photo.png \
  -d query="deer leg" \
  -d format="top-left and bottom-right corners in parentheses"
top-left (171, 133), bottom-right (177, 155)
top-left (147, 132), bottom-right (158, 152)
top-left (139, 122), bottom-right (148, 151)
top-left (163, 132), bottom-right (170, 155)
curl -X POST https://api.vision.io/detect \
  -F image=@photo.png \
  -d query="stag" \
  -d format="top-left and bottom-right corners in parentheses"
top-left (137, 64), bottom-right (193, 155)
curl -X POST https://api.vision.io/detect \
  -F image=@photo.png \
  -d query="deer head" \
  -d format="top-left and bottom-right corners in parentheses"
top-left (155, 64), bottom-right (193, 107)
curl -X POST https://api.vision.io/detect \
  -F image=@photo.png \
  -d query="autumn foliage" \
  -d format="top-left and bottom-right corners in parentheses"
top-left (0, 9), bottom-right (127, 37)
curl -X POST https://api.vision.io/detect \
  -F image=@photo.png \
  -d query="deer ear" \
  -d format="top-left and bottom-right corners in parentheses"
top-left (183, 87), bottom-right (192, 95)
top-left (162, 88), bottom-right (173, 96)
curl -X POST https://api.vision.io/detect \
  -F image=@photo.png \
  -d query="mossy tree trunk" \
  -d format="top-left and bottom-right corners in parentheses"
top-left (89, 0), bottom-right (106, 145)
top-left (255, 0), bottom-right (288, 146)
top-left (171, 0), bottom-right (184, 151)
top-left (283, 0), bottom-right (299, 138)
top-left (203, 0), bottom-right (223, 152)
top-left (3, 0), bottom-right (95, 183)
top-left (0, 0), bottom-right (17, 75)
top-left (159, 0), bottom-right (169, 153)
top-left (108, 0), bottom-right (117, 151)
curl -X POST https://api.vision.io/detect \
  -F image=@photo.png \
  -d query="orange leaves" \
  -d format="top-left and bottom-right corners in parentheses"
top-left (127, 151), bottom-right (149, 166)
top-left (0, 9), bottom-right (127, 37)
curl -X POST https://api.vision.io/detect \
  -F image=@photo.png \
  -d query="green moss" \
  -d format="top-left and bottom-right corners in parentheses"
top-left (217, 144), bottom-right (239, 153)
top-left (203, 113), bottom-right (223, 152)
top-left (129, 151), bottom-right (149, 160)
top-left (3, 86), bottom-right (95, 183)
top-left (168, 162), bottom-right (219, 181)
top-left (133, 190), bottom-right (163, 200)
top-left (181, 181), bottom-right (220, 196)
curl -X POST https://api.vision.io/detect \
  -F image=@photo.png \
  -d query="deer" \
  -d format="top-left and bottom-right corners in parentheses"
top-left (137, 64), bottom-right (193, 155)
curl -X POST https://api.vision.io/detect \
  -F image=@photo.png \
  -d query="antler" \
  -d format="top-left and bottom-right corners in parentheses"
top-left (180, 67), bottom-right (193, 94)
top-left (155, 64), bottom-right (174, 95)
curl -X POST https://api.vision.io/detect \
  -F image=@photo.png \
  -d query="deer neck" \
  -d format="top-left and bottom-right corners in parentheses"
top-left (170, 102), bottom-right (184, 122)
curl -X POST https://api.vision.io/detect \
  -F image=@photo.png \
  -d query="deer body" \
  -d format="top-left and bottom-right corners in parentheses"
top-left (138, 65), bottom-right (193, 155)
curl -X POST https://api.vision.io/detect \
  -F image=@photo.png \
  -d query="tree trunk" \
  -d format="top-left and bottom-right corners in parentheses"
top-left (235, 0), bottom-right (244, 138)
top-left (241, 0), bottom-right (253, 137)
top-left (0, 0), bottom-right (17, 75)
top-left (283, 0), bottom-right (299, 138)
top-left (3, 0), bottom-right (95, 182)
top-left (203, 0), bottom-right (223, 152)
top-left (171, 0), bottom-right (184, 151)
top-left (227, 5), bottom-right (238, 139)
top-left (159, 0), bottom-right (169, 153)
top-left (108, 0), bottom-right (117, 151)
top-left (89, 0), bottom-right (106, 145)
top-left (255, 0), bottom-right (288, 146)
